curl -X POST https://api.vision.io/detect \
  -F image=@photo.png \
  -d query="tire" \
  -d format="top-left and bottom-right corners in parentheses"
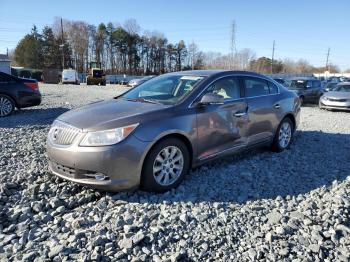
top-left (0, 94), bottom-right (15, 117)
top-left (141, 138), bottom-right (190, 192)
top-left (319, 101), bottom-right (324, 110)
top-left (271, 118), bottom-right (294, 152)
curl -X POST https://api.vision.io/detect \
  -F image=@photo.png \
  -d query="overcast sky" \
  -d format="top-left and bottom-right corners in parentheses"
top-left (1, 0), bottom-right (349, 70)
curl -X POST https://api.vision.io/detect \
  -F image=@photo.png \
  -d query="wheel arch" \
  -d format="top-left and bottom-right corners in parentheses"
top-left (0, 92), bottom-right (18, 108)
top-left (282, 113), bottom-right (296, 131)
top-left (140, 132), bottom-right (194, 175)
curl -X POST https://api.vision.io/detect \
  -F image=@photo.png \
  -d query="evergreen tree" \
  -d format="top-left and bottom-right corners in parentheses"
top-left (14, 25), bottom-right (43, 69)
top-left (41, 26), bottom-right (61, 68)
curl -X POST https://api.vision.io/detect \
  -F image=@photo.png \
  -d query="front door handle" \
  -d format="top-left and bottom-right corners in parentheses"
top-left (274, 104), bottom-right (281, 109)
top-left (234, 112), bottom-right (247, 117)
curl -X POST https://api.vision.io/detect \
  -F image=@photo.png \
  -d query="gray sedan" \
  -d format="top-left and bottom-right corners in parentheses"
top-left (46, 70), bottom-right (300, 192)
top-left (319, 82), bottom-right (350, 111)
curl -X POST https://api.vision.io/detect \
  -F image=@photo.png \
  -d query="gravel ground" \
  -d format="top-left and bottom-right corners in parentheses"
top-left (0, 83), bottom-right (349, 261)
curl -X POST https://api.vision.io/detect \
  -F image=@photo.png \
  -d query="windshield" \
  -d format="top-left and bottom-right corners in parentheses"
top-left (93, 70), bottom-right (103, 78)
top-left (122, 74), bottom-right (205, 105)
top-left (289, 80), bottom-right (307, 89)
top-left (326, 83), bottom-right (337, 89)
top-left (334, 85), bottom-right (350, 92)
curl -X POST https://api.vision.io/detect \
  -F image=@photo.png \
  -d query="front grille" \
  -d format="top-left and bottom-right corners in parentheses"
top-left (328, 98), bottom-right (347, 102)
top-left (49, 121), bottom-right (80, 146)
top-left (49, 160), bottom-right (109, 181)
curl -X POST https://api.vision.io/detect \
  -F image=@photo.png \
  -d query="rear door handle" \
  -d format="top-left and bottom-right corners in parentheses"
top-left (274, 104), bottom-right (281, 109)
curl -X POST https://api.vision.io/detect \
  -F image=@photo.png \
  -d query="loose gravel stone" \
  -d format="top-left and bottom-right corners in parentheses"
top-left (0, 83), bottom-right (349, 260)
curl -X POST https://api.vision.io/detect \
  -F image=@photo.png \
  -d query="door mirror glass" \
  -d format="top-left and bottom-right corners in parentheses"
top-left (199, 93), bottom-right (224, 105)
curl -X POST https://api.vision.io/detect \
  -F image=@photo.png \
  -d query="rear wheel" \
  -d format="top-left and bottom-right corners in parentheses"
top-left (271, 118), bottom-right (294, 152)
top-left (141, 138), bottom-right (190, 192)
top-left (0, 95), bottom-right (15, 117)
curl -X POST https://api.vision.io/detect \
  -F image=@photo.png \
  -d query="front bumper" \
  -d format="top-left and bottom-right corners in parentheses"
top-left (46, 134), bottom-right (151, 191)
top-left (319, 100), bottom-right (350, 111)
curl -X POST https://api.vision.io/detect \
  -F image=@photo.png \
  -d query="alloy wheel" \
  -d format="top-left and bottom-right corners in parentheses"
top-left (153, 146), bottom-right (184, 186)
top-left (0, 96), bottom-right (14, 117)
top-left (278, 122), bottom-right (292, 148)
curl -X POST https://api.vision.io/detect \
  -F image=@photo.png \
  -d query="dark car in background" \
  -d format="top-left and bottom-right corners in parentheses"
top-left (273, 78), bottom-right (286, 86)
top-left (287, 78), bottom-right (323, 104)
top-left (46, 70), bottom-right (300, 192)
top-left (0, 71), bottom-right (41, 117)
top-left (319, 82), bottom-right (350, 111)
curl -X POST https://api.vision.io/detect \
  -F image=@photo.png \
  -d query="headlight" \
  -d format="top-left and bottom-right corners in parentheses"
top-left (79, 123), bottom-right (138, 146)
top-left (322, 96), bottom-right (328, 101)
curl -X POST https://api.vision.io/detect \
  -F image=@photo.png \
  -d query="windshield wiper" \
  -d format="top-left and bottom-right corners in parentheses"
top-left (123, 98), bottom-right (162, 104)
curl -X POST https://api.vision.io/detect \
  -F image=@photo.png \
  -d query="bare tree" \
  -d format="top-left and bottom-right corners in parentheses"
top-left (123, 19), bottom-right (140, 35)
top-left (188, 41), bottom-right (199, 70)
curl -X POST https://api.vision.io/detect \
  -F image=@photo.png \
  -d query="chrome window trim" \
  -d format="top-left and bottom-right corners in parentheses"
top-left (189, 74), bottom-right (280, 108)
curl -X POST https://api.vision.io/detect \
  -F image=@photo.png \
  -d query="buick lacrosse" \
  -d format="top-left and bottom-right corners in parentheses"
top-left (47, 70), bottom-right (300, 192)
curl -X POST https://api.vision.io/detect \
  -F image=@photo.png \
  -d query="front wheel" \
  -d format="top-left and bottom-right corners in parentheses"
top-left (271, 118), bottom-right (294, 152)
top-left (0, 95), bottom-right (15, 117)
top-left (141, 138), bottom-right (190, 192)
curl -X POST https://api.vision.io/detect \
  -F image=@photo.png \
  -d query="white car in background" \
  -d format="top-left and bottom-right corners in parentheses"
top-left (62, 69), bottom-right (80, 85)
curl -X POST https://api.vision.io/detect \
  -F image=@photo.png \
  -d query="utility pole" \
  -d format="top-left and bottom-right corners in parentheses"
top-left (230, 20), bottom-right (236, 70)
top-left (271, 40), bottom-right (275, 74)
top-left (325, 47), bottom-right (330, 72)
top-left (6, 48), bottom-right (8, 56)
top-left (61, 18), bottom-right (65, 69)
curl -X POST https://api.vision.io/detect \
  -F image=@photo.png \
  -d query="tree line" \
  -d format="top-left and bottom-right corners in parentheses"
top-left (12, 18), bottom-right (341, 75)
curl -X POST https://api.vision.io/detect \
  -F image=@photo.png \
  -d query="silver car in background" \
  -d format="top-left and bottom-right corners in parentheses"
top-left (319, 82), bottom-right (350, 111)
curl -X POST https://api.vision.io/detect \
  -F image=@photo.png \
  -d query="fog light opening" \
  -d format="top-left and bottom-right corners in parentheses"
top-left (85, 173), bottom-right (109, 181)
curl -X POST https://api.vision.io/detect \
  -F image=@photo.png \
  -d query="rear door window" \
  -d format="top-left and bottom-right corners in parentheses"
top-left (204, 76), bottom-right (241, 100)
top-left (243, 77), bottom-right (270, 97)
top-left (312, 81), bottom-right (321, 89)
top-left (0, 72), bottom-right (17, 84)
top-left (268, 81), bottom-right (279, 94)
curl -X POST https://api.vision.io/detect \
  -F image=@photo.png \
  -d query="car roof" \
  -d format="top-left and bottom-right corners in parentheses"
top-left (167, 70), bottom-right (270, 79)
top-left (290, 77), bottom-right (316, 81)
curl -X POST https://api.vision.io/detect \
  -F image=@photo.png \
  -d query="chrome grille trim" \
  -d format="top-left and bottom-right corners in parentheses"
top-left (328, 98), bottom-right (347, 102)
top-left (49, 120), bottom-right (81, 146)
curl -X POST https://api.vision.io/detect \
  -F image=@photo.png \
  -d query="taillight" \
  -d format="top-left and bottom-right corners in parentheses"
top-left (24, 82), bottom-right (39, 91)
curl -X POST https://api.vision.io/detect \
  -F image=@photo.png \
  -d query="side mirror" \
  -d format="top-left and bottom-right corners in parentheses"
top-left (198, 93), bottom-right (224, 105)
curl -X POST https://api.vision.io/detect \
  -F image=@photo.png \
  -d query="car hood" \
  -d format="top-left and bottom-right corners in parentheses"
top-left (323, 91), bottom-right (350, 99)
top-left (57, 99), bottom-right (168, 131)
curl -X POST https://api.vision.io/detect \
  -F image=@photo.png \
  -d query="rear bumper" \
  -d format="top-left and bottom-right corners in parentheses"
top-left (17, 92), bottom-right (41, 108)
